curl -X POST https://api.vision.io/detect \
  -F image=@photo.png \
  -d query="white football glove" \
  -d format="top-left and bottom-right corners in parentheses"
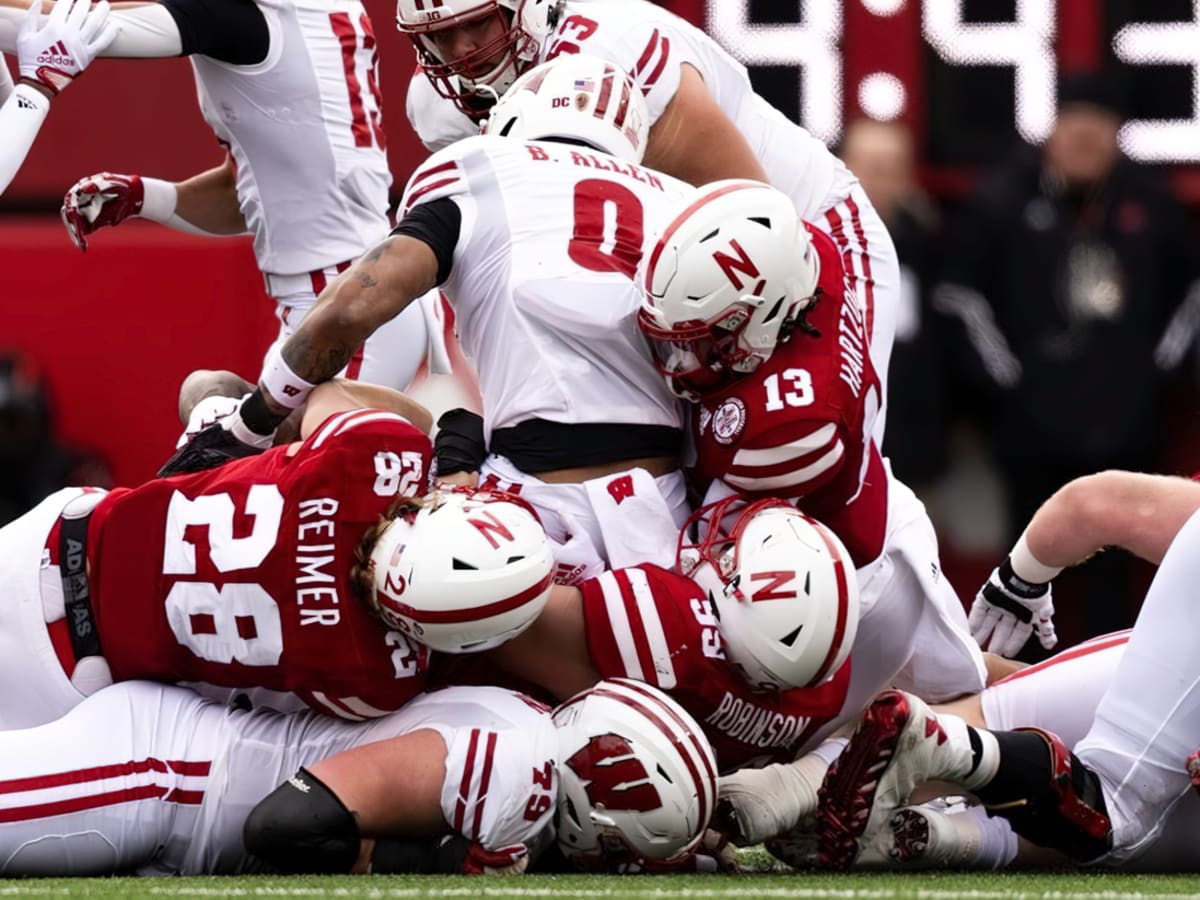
top-left (176, 393), bottom-right (247, 449)
top-left (17, 0), bottom-right (117, 96)
top-left (968, 561), bottom-right (1057, 658)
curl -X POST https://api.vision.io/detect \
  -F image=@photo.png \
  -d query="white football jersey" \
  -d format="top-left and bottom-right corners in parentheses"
top-left (192, 0), bottom-right (391, 277)
top-left (398, 135), bottom-right (689, 441)
top-left (406, 0), bottom-right (857, 221)
top-left (177, 685), bottom-right (557, 874)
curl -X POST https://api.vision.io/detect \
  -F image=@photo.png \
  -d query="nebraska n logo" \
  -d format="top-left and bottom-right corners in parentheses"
top-left (567, 734), bottom-right (663, 813)
top-left (712, 238), bottom-right (763, 291)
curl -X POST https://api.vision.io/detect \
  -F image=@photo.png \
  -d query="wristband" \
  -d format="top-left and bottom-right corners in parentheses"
top-left (139, 177), bottom-right (177, 223)
top-left (238, 390), bottom-right (286, 438)
top-left (261, 344), bottom-right (317, 410)
top-left (1009, 531), bottom-right (1063, 586)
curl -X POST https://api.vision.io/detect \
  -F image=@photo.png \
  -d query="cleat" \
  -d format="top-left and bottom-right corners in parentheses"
top-left (816, 690), bottom-right (975, 870)
top-left (855, 801), bottom-right (984, 869)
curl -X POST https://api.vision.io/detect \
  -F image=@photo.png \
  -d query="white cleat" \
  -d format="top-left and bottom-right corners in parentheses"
top-left (855, 800), bottom-right (984, 869)
top-left (817, 690), bottom-right (977, 870)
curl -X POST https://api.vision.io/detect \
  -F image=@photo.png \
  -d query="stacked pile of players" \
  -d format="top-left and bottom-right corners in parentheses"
top-left (2, 0), bottom-right (1198, 878)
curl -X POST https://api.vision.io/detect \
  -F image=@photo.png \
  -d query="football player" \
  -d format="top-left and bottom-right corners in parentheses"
top-left (0, 379), bottom-right (551, 728)
top-left (395, 0), bottom-right (901, 439)
top-left (0, 0), bottom-right (438, 391)
top-left (637, 178), bottom-right (990, 708)
top-left (0, 677), bottom-right (716, 877)
top-left (166, 55), bottom-right (699, 582)
top-left (816, 471), bottom-right (1200, 871)
top-left (0, 0), bottom-right (114, 193)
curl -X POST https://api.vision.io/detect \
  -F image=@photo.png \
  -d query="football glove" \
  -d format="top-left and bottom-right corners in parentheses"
top-left (17, 0), bottom-right (116, 96)
top-left (61, 172), bottom-right (144, 252)
top-left (968, 559), bottom-right (1057, 657)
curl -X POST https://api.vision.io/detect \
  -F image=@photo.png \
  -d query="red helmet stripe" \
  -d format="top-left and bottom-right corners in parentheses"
top-left (807, 520), bottom-right (852, 685)
top-left (594, 68), bottom-right (615, 120)
top-left (386, 570), bottom-right (553, 624)
top-left (644, 181), bottom-right (765, 296)
top-left (612, 73), bottom-right (632, 130)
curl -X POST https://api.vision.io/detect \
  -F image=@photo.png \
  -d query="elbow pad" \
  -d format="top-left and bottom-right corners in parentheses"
top-left (434, 408), bottom-right (487, 476)
top-left (243, 768), bottom-right (360, 873)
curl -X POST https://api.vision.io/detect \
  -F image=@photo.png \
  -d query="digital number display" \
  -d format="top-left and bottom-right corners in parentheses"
top-left (704, 0), bottom-right (1200, 166)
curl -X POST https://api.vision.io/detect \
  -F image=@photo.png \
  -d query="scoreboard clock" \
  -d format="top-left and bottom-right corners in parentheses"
top-left (663, 0), bottom-right (1200, 194)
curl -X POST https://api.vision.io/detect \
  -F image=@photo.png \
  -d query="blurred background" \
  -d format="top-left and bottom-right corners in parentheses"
top-left (4, 0), bottom-right (1200, 651)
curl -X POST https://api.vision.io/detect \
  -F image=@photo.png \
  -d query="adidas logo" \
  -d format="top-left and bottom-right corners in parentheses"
top-left (17, 95), bottom-right (36, 110)
top-left (36, 40), bottom-right (75, 67)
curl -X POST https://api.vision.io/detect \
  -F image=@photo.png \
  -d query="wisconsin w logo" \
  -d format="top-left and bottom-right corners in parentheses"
top-left (566, 734), bottom-right (663, 812)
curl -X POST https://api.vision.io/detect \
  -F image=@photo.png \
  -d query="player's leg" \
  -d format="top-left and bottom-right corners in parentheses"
top-left (0, 681), bottom-right (223, 875)
top-left (1073, 505), bottom-right (1200, 863)
top-left (885, 474), bottom-right (988, 702)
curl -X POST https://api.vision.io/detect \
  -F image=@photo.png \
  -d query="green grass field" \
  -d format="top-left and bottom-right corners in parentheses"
top-left (4, 871), bottom-right (1200, 899)
top-left (7, 850), bottom-right (1200, 900)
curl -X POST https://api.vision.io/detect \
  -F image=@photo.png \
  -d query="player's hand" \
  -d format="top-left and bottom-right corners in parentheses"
top-left (460, 842), bottom-right (528, 876)
top-left (176, 393), bottom-right (248, 449)
top-left (158, 396), bottom-right (275, 477)
top-left (17, 0), bottom-right (117, 97)
top-left (968, 562), bottom-right (1057, 657)
top-left (61, 172), bottom-right (144, 252)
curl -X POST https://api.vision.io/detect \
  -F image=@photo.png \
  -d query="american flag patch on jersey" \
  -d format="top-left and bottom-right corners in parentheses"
top-left (574, 78), bottom-right (595, 91)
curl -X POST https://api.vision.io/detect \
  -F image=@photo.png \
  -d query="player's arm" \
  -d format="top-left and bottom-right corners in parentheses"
top-left (242, 729), bottom-right (455, 874)
top-left (485, 584), bottom-right (601, 700)
top-left (970, 471), bottom-right (1200, 657)
top-left (159, 193), bottom-right (456, 475)
top-left (0, 0), bottom-right (115, 194)
top-left (61, 153), bottom-right (247, 251)
top-left (642, 64), bottom-right (768, 187)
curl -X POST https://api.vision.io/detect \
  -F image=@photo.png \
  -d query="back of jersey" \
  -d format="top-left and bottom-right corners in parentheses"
top-left (90, 410), bottom-right (432, 717)
top-left (191, 0), bottom-right (391, 277)
top-left (401, 135), bottom-right (690, 440)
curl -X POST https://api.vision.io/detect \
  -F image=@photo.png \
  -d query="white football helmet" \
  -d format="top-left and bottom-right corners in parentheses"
top-left (678, 496), bottom-right (859, 691)
top-left (483, 54), bottom-right (650, 163)
top-left (638, 179), bottom-right (822, 400)
top-left (368, 488), bottom-right (555, 653)
top-left (396, 0), bottom-right (562, 118)
top-left (553, 678), bottom-right (718, 872)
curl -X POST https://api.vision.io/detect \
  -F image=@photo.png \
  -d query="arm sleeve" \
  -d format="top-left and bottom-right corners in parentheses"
top-left (0, 52), bottom-right (13, 103)
top-left (159, 0), bottom-right (268, 64)
top-left (390, 197), bottom-right (462, 286)
top-left (0, 82), bottom-right (48, 196)
top-left (0, 4), bottom-right (183, 58)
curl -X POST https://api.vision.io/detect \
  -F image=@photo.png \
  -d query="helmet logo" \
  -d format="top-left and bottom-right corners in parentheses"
top-left (711, 397), bottom-right (746, 445)
top-left (567, 733), bottom-right (663, 813)
top-left (749, 570), bottom-right (796, 602)
top-left (467, 509), bottom-right (515, 549)
top-left (712, 238), bottom-right (761, 290)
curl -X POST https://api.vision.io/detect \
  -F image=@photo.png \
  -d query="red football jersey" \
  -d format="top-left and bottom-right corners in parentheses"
top-left (86, 409), bottom-right (433, 719)
top-left (580, 564), bottom-right (851, 771)
top-left (690, 225), bottom-right (888, 565)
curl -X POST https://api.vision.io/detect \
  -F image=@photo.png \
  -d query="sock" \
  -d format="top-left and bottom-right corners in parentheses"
top-left (810, 736), bottom-right (848, 768)
top-left (967, 805), bottom-right (1020, 869)
top-left (971, 730), bottom-right (1053, 806)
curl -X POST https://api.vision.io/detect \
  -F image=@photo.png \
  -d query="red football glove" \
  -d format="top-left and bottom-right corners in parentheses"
top-left (61, 172), bottom-right (145, 252)
top-left (460, 842), bottom-right (529, 876)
